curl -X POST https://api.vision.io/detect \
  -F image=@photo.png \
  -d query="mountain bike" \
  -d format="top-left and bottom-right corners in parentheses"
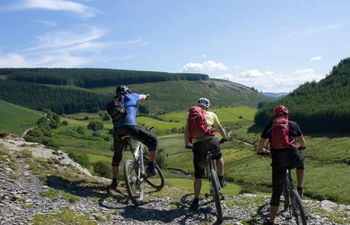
top-left (258, 141), bottom-right (307, 225)
top-left (282, 167), bottom-right (307, 225)
top-left (205, 138), bottom-right (227, 222)
top-left (123, 128), bottom-right (165, 206)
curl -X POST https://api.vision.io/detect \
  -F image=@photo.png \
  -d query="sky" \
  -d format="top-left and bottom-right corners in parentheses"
top-left (0, 0), bottom-right (349, 92)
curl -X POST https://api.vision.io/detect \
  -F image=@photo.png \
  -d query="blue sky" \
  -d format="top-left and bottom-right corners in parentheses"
top-left (0, 0), bottom-right (349, 92)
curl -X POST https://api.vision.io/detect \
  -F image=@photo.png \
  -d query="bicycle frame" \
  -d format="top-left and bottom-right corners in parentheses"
top-left (283, 168), bottom-right (307, 225)
top-left (206, 152), bottom-right (219, 191)
top-left (283, 168), bottom-right (293, 210)
top-left (205, 150), bottom-right (223, 222)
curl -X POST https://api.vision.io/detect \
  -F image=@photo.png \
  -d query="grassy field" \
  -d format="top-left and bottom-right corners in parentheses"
top-left (160, 106), bottom-right (256, 124)
top-left (35, 105), bottom-right (350, 204)
top-left (159, 133), bottom-right (350, 203)
top-left (0, 99), bottom-right (43, 135)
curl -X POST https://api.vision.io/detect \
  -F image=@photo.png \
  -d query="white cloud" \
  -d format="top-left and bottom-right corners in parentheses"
top-left (11, 0), bottom-right (98, 17)
top-left (0, 53), bottom-right (29, 67)
top-left (310, 56), bottom-right (322, 62)
top-left (0, 26), bottom-right (143, 68)
top-left (36, 20), bottom-right (57, 27)
top-left (214, 68), bottom-right (325, 92)
top-left (28, 26), bottom-right (106, 51)
top-left (183, 60), bottom-right (228, 72)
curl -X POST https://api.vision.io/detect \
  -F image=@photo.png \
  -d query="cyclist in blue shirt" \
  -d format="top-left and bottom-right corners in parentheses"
top-left (110, 85), bottom-right (158, 190)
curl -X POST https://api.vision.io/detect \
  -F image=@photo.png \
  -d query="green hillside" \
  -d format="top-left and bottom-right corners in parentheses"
top-left (255, 57), bottom-right (350, 133)
top-left (0, 79), bottom-right (270, 116)
top-left (0, 80), bottom-right (110, 114)
top-left (0, 99), bottom-right (42, 135)
top-left (94, 80), bottom-right (271, 114)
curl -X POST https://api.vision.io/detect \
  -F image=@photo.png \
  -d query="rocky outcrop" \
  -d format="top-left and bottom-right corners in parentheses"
top-left (0, 137), bottom-right (349, 225)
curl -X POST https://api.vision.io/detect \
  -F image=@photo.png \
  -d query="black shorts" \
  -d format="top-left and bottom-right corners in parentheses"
top-left (112, 125), bottom-right (158, 166)
top-left (270, 148), bottom-right (305, 206)
top-left (271, 148), bottom-right (304, 170)
top-left (192, 137), bottom-right (222, 179)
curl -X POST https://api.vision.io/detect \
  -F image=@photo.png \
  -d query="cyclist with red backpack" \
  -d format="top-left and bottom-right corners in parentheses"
top-left (256, 105), bottom-right (306, 225)
top-left (185, 97), bottom-right (228, 210)
top-left (108, 85), bottom-right (158, 190)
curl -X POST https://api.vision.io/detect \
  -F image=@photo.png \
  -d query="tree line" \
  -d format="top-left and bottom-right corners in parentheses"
top-left (0, 80), bottom-right (110, 114)
top-left (254, 58), bottom-right (350, 133)
top-left (0, 68), bottom-right (209, 88)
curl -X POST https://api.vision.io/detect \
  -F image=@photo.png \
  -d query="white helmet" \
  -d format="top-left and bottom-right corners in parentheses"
top-left (197, 97), bottom-right (210, 109)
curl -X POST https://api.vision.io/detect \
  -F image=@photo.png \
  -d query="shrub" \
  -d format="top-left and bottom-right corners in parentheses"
top-left (87, 121), bottom-right (104, 131)
top-left (101, 113), bottom-right (110, 121)
top-left (61, 120), bottom-right (69, 126)
top-left (76, 126), bottom-right (85, 134)
top-left (93, 161), bottom-right (111, 178)
top-left (68, 152), bottom-right (90, 168)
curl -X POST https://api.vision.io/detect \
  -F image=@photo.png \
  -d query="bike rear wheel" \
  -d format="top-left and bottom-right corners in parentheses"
top-left (210, 168), bottom-right (223, 222)
top-left (143, 156), bottom-right (165, 190)
top-left (124, 159), bottom-right (144, 206)
top-left (291, 189), bottom-right (307, 225)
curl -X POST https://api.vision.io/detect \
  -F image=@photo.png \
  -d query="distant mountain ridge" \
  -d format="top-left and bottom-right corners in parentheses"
top-left (255, 57), bottom-right (350, 133)
top-left (262, 92), bottom-right (288, 99)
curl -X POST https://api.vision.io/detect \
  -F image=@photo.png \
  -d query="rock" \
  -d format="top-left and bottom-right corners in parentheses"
top-left (321, 200), bottom-right (338, 212)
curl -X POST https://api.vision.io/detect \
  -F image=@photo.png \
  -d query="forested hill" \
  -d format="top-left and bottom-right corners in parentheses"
top-left (0, 68), bottom-right (208, 88)
top-left (254, 58), bottom-right (350, 133)
top-left (0, 68), bottom-right (271, 115)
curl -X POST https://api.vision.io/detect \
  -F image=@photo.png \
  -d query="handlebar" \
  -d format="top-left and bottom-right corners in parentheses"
top-left (185, 138), bottom-right (228, 149)
top-left (257, 149), bottom-right (271, 156)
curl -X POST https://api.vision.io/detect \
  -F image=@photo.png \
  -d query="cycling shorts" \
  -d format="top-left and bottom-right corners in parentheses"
top-left (192, 137), bottom-right (222, 179)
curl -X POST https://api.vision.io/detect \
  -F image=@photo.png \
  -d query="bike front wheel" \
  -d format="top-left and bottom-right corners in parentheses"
top-left (210, 168), bottom-right (223, 222)
top-left (124, 159), bottom-right (144, 206)
top-left (291, 189), bottom-right (307, 225)
top-left (143, 156), bottom-right (165, 190)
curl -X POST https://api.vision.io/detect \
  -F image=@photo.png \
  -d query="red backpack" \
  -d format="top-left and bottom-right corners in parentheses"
top-left (270, 117), bottom-right (290, 149)
top-left (187, 106), bottom-right (215, 143)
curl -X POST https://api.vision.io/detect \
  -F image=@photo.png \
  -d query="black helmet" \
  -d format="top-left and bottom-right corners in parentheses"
top-left (116, 85), bottom-right (131, 95)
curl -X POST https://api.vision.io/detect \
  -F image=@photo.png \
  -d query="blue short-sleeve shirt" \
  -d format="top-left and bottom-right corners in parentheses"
top-left (113, 93), bottom-right (140, 128)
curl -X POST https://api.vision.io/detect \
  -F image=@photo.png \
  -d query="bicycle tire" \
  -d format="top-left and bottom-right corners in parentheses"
top-left (210, 168), bottom-right (223, 222)
top-left (124, 159), bottom-right (144, 206)
top-left (143, 156), bottom-right (165, 190)
top-left (282, 183), bottom-right (290, 211)
top-left (291, 189), bottom-right (307, 225)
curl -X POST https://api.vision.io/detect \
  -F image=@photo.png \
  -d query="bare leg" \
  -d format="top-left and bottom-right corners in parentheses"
top-left (216, 158), bottom-right (224, 176)
top-left (270, 205), bottom-right (279, 222)
top-left (148, 149), bottom-right (157, 163)
top-left (296, 169), bottom-right (304, 187)
top-left (112, 165), bottom-right (119, 178)
top-left (194, 178), bottom-right (202, 199)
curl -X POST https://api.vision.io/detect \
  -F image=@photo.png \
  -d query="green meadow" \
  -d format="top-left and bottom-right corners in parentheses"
top-left (0, 99), bottom-right (43, 135)
top-left (1, 102), bottom-right (349, 203)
